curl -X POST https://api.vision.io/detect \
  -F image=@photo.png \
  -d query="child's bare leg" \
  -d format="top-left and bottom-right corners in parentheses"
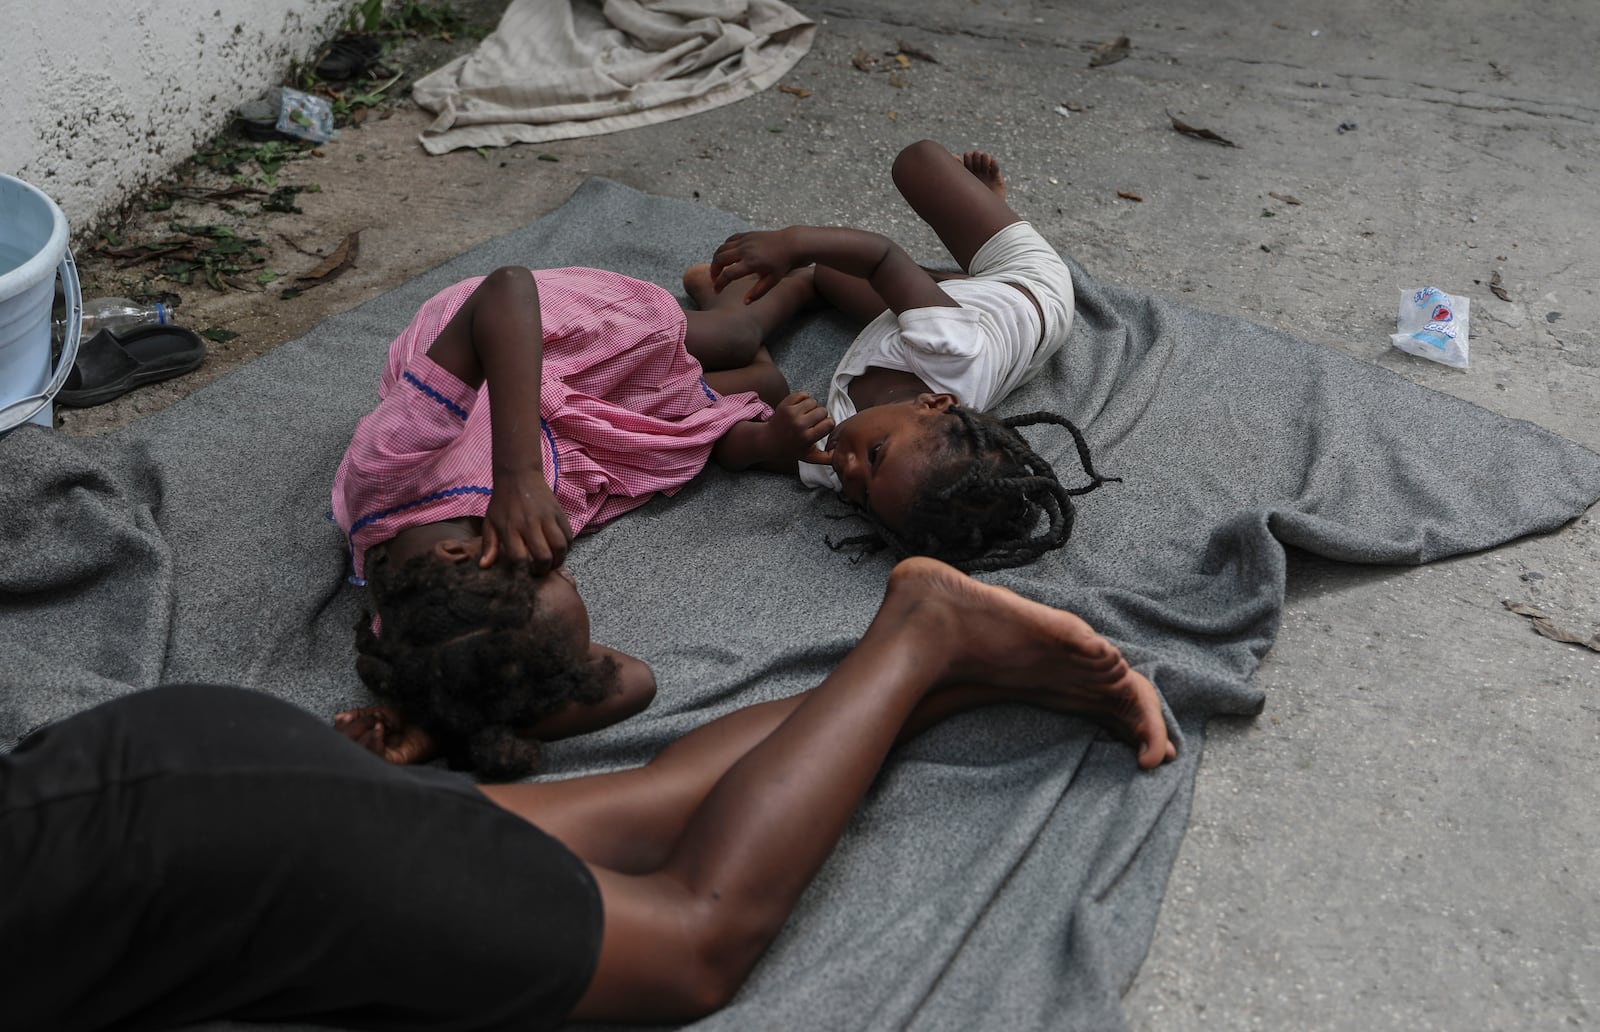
top-left (892, 139), bottom-right (1023, 272)
top-left (682, 264), bottom-right (815, 371)
top-left (508, 557), bottom-right (1172, 1023)
top-left (702, 345), bottom-right (788, 407)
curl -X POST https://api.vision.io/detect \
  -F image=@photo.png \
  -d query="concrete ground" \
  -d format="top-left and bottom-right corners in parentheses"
top-left (60, 0), bottom-right (1598, 1027)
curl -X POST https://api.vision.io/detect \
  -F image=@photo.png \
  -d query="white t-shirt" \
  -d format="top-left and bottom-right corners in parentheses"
top-left (798, 278), bottom-right (1051, 491)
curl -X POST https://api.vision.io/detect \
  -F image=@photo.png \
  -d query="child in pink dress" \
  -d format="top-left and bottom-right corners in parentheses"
top-left (331, 263), bottom-right (824, 778)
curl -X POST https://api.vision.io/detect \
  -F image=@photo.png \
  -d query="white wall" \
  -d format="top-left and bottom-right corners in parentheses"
top-left (2, 0), bottom-right (353, 237)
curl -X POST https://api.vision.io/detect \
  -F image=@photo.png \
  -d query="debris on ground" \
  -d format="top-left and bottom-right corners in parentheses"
top-left (1268, 191), bottom-right (1303, 205)
top-left (1337, 120), bottom-right (1359, 133)
top-left (289, 231), bottom-right (361, 294)
top-left (1117, 190), bottom-right (1145, 202)
top-left (1089, 36), bottom-right (1131, 68)
top-left (314, 33), bottom-right (392, 82)
top-left (1502, 600), bottom-right (1600, 652)
top-left (1489, 270), bottom-right (1511, 301)
top-left (1167, 111), bottom-right (1238, 147)
top-left (853, 42), bottom-right (935, 79)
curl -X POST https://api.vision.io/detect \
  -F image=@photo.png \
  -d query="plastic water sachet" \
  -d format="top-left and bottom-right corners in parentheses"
top-left (1392, 286), bottom-right (1469, 369)
top-left (277, 88), bottom-right (339, 144)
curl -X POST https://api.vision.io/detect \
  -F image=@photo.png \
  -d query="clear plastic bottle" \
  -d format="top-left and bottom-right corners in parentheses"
top-left (55, 297), bottom-right (175, 339)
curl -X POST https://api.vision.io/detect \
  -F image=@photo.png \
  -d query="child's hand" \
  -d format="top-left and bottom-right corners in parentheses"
top-left (711, 230), bottom-right (797, 304)
top-left (767, 391), bottom-right (835, 464)
top-left (484, 467), bottom-right (573, 574)
top-left (333, 705), bottom-right (438, 766)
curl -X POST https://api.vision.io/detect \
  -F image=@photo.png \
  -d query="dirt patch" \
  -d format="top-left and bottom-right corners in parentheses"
top-left (57, 0), bottom-right (516, 436)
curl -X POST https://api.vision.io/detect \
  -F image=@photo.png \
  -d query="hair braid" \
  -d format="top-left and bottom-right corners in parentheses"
top-left (831, 405), bottom-right (1118, 573)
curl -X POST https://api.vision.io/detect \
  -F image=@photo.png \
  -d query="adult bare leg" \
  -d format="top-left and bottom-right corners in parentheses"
top-left (501, 557), bottom-right (1173, 1023)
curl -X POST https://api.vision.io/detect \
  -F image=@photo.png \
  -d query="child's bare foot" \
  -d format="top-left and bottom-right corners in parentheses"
top-left (884, 557), bottom-right (1176, 768)
top-left (961, 151), bottom-right (1006, 202)
top-left (683, 263), bottom-right (723, 309)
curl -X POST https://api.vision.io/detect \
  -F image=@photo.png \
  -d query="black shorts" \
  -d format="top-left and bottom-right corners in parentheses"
top-left (0, 684), bottom-right (603, 1032)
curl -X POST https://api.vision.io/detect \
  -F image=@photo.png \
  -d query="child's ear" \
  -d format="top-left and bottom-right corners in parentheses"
top-left (434, 538), bottom-right (481, 565)
top-left (919, 393), bottom-right (959, 412)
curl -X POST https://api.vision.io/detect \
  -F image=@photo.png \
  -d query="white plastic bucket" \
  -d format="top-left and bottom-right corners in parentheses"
top-left (0, 173), bottom-right (82, 434)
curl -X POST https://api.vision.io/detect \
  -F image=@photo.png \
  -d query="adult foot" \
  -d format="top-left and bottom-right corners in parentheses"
top-left (961, 151), bottom-right (1006, 202)
top-left (884, 557), bottom-right (1176, 768)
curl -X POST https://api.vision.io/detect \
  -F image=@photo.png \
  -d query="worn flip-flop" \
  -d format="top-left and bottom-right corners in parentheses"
top-left (55, 325), bottom-right (207, 408)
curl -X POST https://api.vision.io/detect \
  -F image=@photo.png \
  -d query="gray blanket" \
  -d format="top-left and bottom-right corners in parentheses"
top-left (4, 178), bottom-right (1600, 1031)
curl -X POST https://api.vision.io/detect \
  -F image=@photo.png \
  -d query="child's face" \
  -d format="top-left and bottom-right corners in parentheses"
top-left (828, 395), bottom-right (957, 529)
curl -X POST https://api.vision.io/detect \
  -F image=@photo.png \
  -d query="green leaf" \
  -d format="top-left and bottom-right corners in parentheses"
top-left (200, 327), bottom-right (240, 343)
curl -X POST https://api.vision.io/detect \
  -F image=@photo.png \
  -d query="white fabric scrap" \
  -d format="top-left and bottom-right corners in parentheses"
top-left (412, 0), bottom-right (816, 154)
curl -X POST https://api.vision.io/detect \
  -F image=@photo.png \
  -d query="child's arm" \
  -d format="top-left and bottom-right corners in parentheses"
top-left (518, 647), bottom-right (657, 739)
top-left (333, 705), bottom-right (439, 765)
top-left (332, 648), bottom-right (656, 767)
top-left (711, 391), bottom-right (835, 473)
top-left (426, 267), bottom-right (572, 573)
top-left (711, 226), bottom-right (958, 316)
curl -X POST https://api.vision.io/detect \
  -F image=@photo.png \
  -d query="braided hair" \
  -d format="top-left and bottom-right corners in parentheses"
top-left (354, 550), bottom-right (618, 780)
top-left (832, 406), bottom-right (1118, 573)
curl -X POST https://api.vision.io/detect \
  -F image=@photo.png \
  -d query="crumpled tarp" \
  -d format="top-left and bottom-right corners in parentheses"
top-left (412, 0), bottom-right (815, 154)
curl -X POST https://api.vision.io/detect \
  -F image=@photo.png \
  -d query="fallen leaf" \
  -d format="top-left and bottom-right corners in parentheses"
top-left (1502, 600), bottom-right (1600, 652)
top-left (1063, 101), bottom-right (1089, 112)
top-left (1268, 191), bottom-right (1303, 205)
top-left (779, 84), bottom-right (812, 98)
top-left (1489, 270), bottom-right (1510, 301)
top-left (893, 53), bottom-right (911, 68)
top-left (278, 232), bottom-right (323, 257)
top-left (887, 73), bottom-right (910, 88)
top-left (200, 327), bottom-right (240, 343)
top-left (851, 49), bottom-right (878, 71)
top-left (1167, 110), bottom-right (1238, 147)
top-left (896, 41), bottom-right (939, 63)
top-left (887, 111), bottom-right (897, 121)
top-left (295, 231), bottom-right (360, 287)
top-left (1089, 36), bottom-right (1131, 67)
top-left (1117, 190), bottom-right (1144, 202)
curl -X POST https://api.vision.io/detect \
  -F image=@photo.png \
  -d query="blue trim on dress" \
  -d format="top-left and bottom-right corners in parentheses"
top-left (402, 371), bottom-right (469, 421)
top-left (699, 376), bottom-right (717, 401)
top-left (348, 484), bottom-right (493, 545)
top-left (541, 419), bottom-right (559, 491)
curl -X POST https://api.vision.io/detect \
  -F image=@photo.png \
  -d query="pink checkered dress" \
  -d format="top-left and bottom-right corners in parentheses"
top-left (333, 269), bottom-right (771, 579)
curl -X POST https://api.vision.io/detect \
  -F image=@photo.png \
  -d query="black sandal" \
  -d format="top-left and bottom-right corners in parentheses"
top-left (315, 34), bottom-right (392, 81)
top-left (55, 325), bottom-right (207, 408)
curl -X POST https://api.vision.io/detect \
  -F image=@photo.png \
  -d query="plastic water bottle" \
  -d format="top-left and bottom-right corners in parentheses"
top-left (55, 297), bottom-right (175, 339)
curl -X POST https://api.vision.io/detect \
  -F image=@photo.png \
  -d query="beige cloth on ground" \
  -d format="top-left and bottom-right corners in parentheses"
top-left (411, 0), bottom-right (815, 155)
